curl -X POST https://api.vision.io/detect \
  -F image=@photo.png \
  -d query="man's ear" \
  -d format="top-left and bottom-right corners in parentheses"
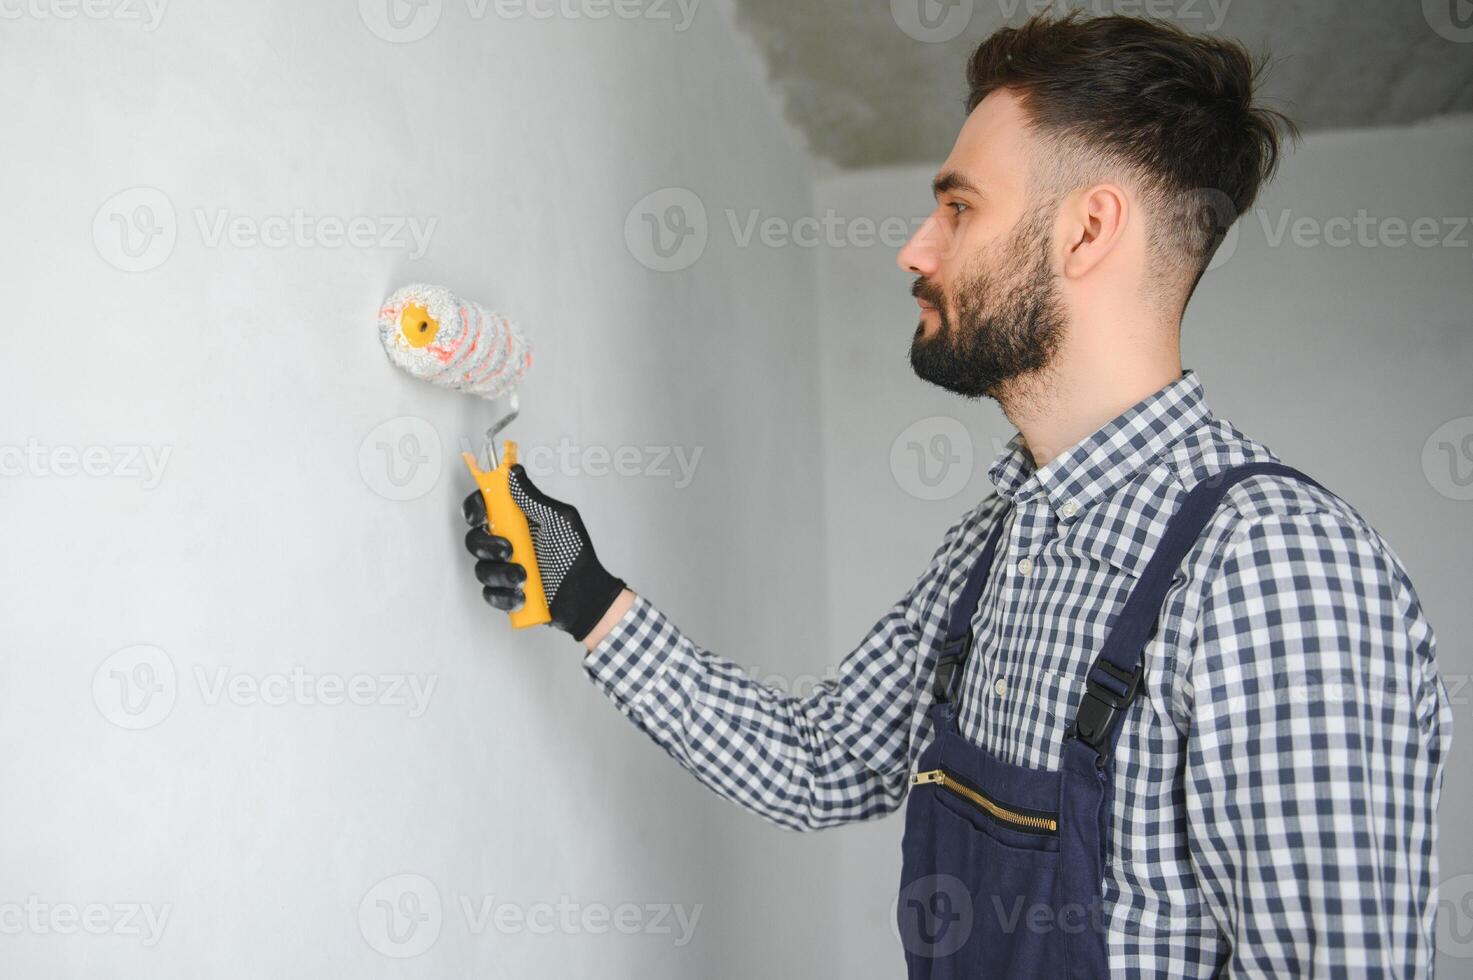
top-left (1059, 183), bottom-right (1129, 280)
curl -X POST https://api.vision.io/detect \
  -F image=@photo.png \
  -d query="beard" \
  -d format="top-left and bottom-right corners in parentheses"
top-left (908, 205), bottom-right (1066, 400)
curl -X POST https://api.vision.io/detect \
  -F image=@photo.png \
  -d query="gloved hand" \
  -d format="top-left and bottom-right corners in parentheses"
top-left (462, 464), bottom-right (626, 642)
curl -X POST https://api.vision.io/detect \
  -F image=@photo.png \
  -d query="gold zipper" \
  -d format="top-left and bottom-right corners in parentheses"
top-left (912, 768), bottom-right (1059, 833)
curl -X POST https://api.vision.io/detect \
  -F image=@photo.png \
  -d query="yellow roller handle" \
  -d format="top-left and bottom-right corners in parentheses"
top-left (461, 441), bottom-right (552, 629)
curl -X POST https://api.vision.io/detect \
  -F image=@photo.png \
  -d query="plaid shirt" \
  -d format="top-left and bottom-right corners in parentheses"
top-left (584, 369), bottom-right (1452, 977)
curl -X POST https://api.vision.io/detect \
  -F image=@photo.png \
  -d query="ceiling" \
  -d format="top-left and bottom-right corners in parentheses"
top-left (729, 0), bottom-right (1473, 170)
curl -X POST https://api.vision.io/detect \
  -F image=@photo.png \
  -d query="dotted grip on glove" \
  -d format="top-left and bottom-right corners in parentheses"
top-left (505, 463), bottom-right (628, 642)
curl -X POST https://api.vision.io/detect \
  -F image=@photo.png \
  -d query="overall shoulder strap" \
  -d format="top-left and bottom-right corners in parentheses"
top-left (932, 507), bottom-right (1011, 705)
top-left (1067, 461), bottom-right (1328, 762)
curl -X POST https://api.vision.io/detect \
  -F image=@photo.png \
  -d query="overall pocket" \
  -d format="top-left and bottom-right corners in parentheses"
top-left (898, 767), bottom-right (1069, 979)
top-left (914, 767), bottom-right (1058, 840)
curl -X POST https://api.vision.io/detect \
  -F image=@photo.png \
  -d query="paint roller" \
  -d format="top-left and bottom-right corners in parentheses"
top-left (376, 283), bottom-right (551, 629)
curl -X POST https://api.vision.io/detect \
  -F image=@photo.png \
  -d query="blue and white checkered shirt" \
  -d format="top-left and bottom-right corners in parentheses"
top-left (584, 369), bottom-right (1452, 977)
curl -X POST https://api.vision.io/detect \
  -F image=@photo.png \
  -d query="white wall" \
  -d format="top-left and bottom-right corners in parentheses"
top-left (6, 3), bottom-right (1470, 974)
top-left (812, 115), bottom-right (1473, 978)
top-left (0, 1), bottom-right (839, 976)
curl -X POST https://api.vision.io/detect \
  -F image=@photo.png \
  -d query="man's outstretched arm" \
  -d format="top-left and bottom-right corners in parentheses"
top-left (464, 464), bottom-right (971, 831)
top-left (576, 574), bottom-right (947, 831)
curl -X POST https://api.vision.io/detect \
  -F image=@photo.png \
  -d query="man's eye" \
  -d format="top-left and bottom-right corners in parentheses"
top-left (948, 201), bottom-right (969, 216)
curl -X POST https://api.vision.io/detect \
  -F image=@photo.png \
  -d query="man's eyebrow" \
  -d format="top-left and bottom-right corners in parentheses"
top-left (932, 170), bottom-right (980, 200)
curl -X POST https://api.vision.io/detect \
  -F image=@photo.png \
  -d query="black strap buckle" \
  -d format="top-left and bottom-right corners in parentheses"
top-left (1068, 657), bottom-right (1144, 761)
top-left (931, 626), bottom-right (973, 702)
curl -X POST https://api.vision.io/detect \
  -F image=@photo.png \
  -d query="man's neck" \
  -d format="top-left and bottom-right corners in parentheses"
top-left (998, 355), bottom-right (1184, 470)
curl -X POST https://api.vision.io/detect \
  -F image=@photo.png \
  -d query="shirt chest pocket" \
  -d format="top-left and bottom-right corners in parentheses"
top-left (986, 669), bottom-right (1085, 771)
top-left (1042, 669), bottom-right (1083, 732)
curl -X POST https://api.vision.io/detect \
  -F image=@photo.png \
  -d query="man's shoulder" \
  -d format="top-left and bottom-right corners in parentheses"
top-left (1167, 423), bottom-right (1443, 742)
top-left (1166, 419), bottom-right (1419, 604)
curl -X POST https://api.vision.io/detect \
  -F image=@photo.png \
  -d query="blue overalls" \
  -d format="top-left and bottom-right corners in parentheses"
top-left (897, 462), bottom-right (1324, 978)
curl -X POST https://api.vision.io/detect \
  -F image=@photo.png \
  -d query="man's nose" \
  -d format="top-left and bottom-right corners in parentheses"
top-left (897, 214), bottom-right (942, 276)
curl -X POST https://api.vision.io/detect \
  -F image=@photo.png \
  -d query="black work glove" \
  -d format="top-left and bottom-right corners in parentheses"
top-left (461, 464), bottom-right (626, 643)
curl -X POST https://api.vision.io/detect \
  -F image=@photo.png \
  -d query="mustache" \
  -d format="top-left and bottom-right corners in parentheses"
top-left (911, 277), bottom-right (945, 309)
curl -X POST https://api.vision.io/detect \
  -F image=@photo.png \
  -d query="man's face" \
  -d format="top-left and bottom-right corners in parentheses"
top-left (897, 90), bottom-right (1067, 400)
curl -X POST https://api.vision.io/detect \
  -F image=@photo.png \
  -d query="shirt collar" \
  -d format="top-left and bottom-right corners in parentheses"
top-left (986, 369), bottom-right (1211, 520)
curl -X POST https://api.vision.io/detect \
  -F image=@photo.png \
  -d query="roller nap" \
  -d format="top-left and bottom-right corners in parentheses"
top-left (377, 283), bottom-right (531, 399)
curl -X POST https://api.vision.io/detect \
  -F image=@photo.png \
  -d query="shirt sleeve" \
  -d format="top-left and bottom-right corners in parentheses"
top-left (1182, 511), bottom-right (1452, 977)
top-left (580, 515), bottom-right (969, 832)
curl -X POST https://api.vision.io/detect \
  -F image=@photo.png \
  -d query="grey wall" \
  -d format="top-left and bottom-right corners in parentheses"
top-left (812, 115), bottom-right (1473, 978)
top-left (0, 1), bottom-right (840, 976)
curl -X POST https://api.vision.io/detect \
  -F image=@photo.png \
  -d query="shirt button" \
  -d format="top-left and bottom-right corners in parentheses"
top-left (1060, 499), bottom-right (1079, 519)
top-left (1016, 557), bottom-right (1033, 576)
top-left (994, 677), bottom-right (1007, 697)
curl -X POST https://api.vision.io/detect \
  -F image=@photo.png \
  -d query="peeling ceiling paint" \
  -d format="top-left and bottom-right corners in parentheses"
top-left (730, 0), bottom-right (1473, 169)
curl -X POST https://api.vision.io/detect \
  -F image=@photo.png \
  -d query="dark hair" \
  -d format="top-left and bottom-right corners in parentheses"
top-left (966, 12), bottom-right (1298, 305)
